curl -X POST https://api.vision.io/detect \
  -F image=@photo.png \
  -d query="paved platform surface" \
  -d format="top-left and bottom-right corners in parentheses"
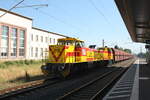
top-left (139, 59), bottom-right (150, 100)
top-left (103, 59), bottom-right (150, 100)
top-left (103, 60), bottom-right (138, 100)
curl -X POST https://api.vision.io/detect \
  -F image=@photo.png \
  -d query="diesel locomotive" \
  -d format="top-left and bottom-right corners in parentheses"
top-left (41, 37), bottom-right (133, 78)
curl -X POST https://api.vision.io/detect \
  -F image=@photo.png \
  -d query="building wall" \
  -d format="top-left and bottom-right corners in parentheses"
top-left (28, 28), bottom-right (66, 60)
top-left (0, 10), bottom-right (32, 60)
top-left (0, 8), bottom-right (67, 60)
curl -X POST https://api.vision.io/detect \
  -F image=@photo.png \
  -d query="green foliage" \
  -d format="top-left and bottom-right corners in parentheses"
top-left (124, 49), bottom-right (132, 53)
top-left (119, 47), bottom-right (124, 51)
top-left (114, 45), bottom-right (119, 49)
top-left (0, 64), bottom-right (7, 68)
top-left (137, 52), bottom-right (147, 58)
top-left (0, 60), bottom-right (42, 68)
top-left (114, 45), bottom-right (132, 53)
top-left (25, 60), bottom-right (30, 65)
top-left (4, 61), bottom-right (16, 66)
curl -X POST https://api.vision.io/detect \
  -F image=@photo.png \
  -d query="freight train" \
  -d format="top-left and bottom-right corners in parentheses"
top-left (41, 37), bottom-right (133, 78)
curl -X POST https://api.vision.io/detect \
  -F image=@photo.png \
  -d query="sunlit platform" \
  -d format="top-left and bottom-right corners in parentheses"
top-left (103, 59), bottom-right (149, 100)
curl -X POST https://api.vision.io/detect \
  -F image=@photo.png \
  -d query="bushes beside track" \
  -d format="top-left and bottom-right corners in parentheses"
top-left (0, 60), bottom-right (43, 68)
top-left (0, 60), bottom-right (44, 90)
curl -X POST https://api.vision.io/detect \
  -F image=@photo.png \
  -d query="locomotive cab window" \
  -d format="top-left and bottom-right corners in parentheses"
top-left (75, 41), bottom-right (84, 47)
top-left (57, 40), bottom-right (75, 45)
top-left (97, 48), bottom-right (104, 50)
top-left (57, 38), bottom-right (85, 47)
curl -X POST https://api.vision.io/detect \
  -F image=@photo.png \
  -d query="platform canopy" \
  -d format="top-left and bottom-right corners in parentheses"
top-left (115, 0), bottom-right (150, 44)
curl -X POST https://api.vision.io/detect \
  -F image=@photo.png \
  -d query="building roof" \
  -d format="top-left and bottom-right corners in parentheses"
top-left (0, 8), bottom-right (32, 20)
top-left (115, 0), bottom-right (150, 44)
top-left (32, 27), bottom-right (69, 38)
top-left (0, 8), bottom-right (69, 38)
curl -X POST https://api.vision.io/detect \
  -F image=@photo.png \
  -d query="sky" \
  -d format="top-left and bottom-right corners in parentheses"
top-left (0, 0), bottom-right (146, 54)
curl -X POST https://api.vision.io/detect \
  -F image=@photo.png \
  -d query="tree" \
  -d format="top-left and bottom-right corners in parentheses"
top-left (124, 49), bottom-right (132, 53)
top-left (114, 45), bottom-right (119, 49)
top-left (137, 52), bottom-right (146, 58)
top-left (119, 47), bottom-right (124, 51)
top-left (114, 45), bottom-right (132, 53)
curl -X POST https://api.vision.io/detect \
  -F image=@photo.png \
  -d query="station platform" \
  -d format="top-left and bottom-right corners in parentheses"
top-left (103, 59), bottom-right (149, 100)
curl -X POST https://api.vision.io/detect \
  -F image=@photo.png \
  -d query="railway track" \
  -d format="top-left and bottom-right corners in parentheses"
top-left (0, 77), bottom-right (60, 99)
top-left (0, 60), bottom-right (133, 100)
top-left (56, 67), bottom-right (127, 100)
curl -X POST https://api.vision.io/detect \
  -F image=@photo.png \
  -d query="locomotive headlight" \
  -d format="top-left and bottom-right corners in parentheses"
top-left (58, 66), bottom-right (65, 71)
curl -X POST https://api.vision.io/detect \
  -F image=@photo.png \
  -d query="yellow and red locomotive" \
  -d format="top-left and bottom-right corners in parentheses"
top-left (41, 37), bottom-right (133, 78)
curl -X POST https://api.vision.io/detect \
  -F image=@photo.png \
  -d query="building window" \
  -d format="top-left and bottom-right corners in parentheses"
top-left (1, 36), bottom-right (8, 47)
top-left (0, 26), bottom-right (9, 58)
top-left (36, 35), bottom-right (38, 42)
top-left (41, 48), bottom-right (43, 57)
top-left (1, 48), bottom-right (8, 57)
top-left (11, 28), bottom-right (17, 57)
top-left (45, 37), bottom-right (48, 43)
top-left (31, 47), bottom-right (33, 57)
top-left (11, 28), bottom-right (17, 37)
top-left (35, 47), bottom-right (38, 57)
top-left (41, 36), bottom-right (43, 42)
top-left (31, 34), bottom-right (33, 41)
top-left (45, 48), bottom-right (48, 57)
top-left (45, 48), bottom-right (48, 52)
top-left (19, 30), bottom-right (25, 56)
top-left (19, 48), bottom-right (24, 56)
top-left (50, 38), bottom-right (51, 43)
top-left (11, 48), bottom-right (17, 56)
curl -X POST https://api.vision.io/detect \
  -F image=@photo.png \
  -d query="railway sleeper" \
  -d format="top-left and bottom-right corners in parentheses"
top-left (70, 95), bottom-right (92, 100)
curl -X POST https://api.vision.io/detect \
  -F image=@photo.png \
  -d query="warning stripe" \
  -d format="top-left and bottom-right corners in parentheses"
top-left (49, 46), bottom-right (65, 62)
top-left (64, 52), bottom-right (75, 62)
top-left (66, 52), bottom-right (75, 56)
top-left (86, 58), bottom-right (94, 61)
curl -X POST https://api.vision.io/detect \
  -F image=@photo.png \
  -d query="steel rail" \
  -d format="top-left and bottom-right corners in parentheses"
top-left (56, 67), bottom-right (125, 100)
top-left (0, 77), bottom-right (60, 99)
top-left (90, 68), bottom-right (127, 100)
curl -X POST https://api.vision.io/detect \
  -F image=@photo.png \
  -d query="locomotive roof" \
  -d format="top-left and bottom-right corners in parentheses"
top-left (58, 37), bottom-right (84, 42)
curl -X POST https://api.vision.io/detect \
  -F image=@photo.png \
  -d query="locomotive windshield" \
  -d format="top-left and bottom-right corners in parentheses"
top-left (75, 41), bottom-right (85, 47)
top-left (57, 40), bottom-right (75, 45)
top-left (97, 48), bottom-right (104, 50)
top-left (57, 38), bottom-right (85, 47)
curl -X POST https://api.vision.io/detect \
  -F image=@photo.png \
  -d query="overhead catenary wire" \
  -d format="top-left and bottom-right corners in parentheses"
top-left (14, 3), bottom-right (57, 31)
top-left (36, 9), bottom-right (84, 33)
top-left (88, 0), bottom-right (121, 46)
top-left (0, 0), bottom-right (25, 17)
top-left (15, 4), bottom-right (48, 8)
top-left (88, 0), bottom-right (110, 24)
top-left (38, 2), bottom-right (86, 37)
top-left (14, 2), bottom-right (84, 36)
